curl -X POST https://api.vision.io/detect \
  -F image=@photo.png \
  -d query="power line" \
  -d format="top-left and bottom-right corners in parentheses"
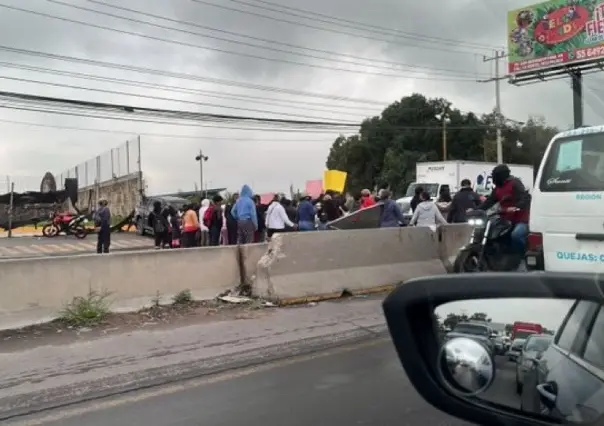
top-left (0, 74), bottom-right (369, 121)
top-left (0, 45), bottom-right (390, 104)
top-left (0, 61), bottom-right (379, 114)
top-left (0, 90), bottom-right (362, 127)
top-left (0, 117), bottom-right (337, 141)
top-left (0, 61), bottom-right (425, 114)
top-left (240, 0), bottom-right (503, 50)
top-left (224, 0), bottom-right (500, 50)
top-left (1, 104), bottom-right (361, 132)
top-left (191, 0), bottom-right (493, 56)
top-left (60, 0), bottom-right (490, 79)
top-left (0, 2), bottom-right (477, 81)
top-left (0, 101), bottom-right (499, 132)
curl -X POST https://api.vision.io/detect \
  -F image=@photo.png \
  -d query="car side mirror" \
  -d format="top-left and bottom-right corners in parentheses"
top-left (382, 272), bottom-right (596, 425)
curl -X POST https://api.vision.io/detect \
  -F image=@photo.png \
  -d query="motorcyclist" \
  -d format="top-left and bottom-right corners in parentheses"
top-left (473, 164), bottom-right (531, 256)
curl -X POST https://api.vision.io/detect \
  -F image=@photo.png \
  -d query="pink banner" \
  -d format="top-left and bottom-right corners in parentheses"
top-left (259, 193), bottom-right (274, 205)
top-left (305, 179), bottom-right (323, 198)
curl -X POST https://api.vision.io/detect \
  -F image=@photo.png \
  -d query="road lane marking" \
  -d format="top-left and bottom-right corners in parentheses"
top-left (6, 338), bottom-right (388, 425)
top-left (33, 245), bottom-right (57, 253)
top-left (11, 246), bottom-right (39, 254)
top-left (59, 244), bottom-right (83, 251)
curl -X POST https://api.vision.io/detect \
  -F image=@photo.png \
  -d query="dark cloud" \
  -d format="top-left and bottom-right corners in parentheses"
top-left (0, 0), bottom-right (602, 194)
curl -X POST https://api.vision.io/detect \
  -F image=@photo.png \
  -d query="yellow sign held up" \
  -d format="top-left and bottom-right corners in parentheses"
top-left (323, 170), bottom-right (347, 193)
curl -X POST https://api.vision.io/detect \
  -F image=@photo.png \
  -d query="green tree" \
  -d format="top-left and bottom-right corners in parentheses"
top-left (469, 312), bottom-right (491, 322)
top-left (327, 95), bottom-right (559, 196)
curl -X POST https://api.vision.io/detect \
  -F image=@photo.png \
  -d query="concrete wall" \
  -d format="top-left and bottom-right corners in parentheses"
top-left (0, 245), bottom-right (240, 330)
top-left (77, 172), bottom-right (142, 217)
top-left (253, 227), bottom-right (447, 303)
top-left (0, 225), bottom-right (473, 330)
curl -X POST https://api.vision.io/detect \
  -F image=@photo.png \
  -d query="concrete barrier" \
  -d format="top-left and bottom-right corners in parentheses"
top-left (239, 243), bottom-right (269, 288)
top-left (0, 225), bottom-right (477, 330)
top-left (0, 246), bottom-right (241, 330)
top-left (438, 224), bottom-right (473, 271)
top-left (253, 227), bottom-right (446, 304)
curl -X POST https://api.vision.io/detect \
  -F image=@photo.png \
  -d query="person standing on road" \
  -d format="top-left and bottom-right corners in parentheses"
top-left (205, 194), bottom-right (224, 246)
top-left (297, 193), bottom-right (316, 231)
top-left (254, 195), bottom-right (267, 243)
top-left (181, 204), bottom-right (200, 248)
top-left (409, 191), bottom-right (447, 229)
top-left (224, 192), bottom-right (239, 245)
top-left (199, 199), bottom-right (211, 247)
top-left (94, 199), bottom-right (111, 254)
top-left (448, 179), bottom-right (481, 223)
top-left (378, 190), bottom-right (405, 228)
top-left (148, 201), bottom-right (169, 249)
top-left (230, 184), bottom-right (257, 244)
top-left (168, 206), bottom-right (181, 248)
top-left (265, 194), bottom-right (295, 238)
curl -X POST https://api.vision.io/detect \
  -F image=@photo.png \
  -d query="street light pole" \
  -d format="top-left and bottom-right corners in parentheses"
top-left (195, 149), bottom-right (208, 199)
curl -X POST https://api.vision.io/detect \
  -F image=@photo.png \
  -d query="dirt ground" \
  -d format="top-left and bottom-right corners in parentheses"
top-left (0, 299), bottom-right (277, 353)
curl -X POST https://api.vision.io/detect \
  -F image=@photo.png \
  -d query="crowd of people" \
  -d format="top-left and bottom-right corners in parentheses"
top-left (145, 184), bottom-right (362, 249)
top-left (92, 165), bottom-right (529, 257)
top-left (140, 181), bottom-right (489, 251)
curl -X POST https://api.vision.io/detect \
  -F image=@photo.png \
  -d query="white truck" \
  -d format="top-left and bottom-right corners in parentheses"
top-left (396, 161), bottom-right (534, 219)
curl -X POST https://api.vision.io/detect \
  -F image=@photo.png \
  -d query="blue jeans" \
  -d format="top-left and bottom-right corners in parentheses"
top-left (298, 221), bottom-right (315, 231)
top-left (511, 223), bottom-right (528, 254)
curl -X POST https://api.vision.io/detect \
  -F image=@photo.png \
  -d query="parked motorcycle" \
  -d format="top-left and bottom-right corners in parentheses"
top-left (42, 212), bottom-right (88, 239)
top-left (453, 207), bottom-right (525, 273)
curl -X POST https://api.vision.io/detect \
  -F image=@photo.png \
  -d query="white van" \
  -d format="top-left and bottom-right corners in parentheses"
top-left (528, 125), bottom-right (604, 272)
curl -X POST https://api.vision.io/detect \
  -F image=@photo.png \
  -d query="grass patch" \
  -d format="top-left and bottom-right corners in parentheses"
top-left (58, 289), bottom-right (113, 327)
top-left (172, 289), bottom-right (193, 305)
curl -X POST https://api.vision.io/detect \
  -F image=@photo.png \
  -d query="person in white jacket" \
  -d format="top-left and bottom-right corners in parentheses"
top-left (410, 191), bottom-right (447, 231)
top-left (265, 196), bottom-right (295, 238)
top-left (198, 199), bottom-right (210, 246)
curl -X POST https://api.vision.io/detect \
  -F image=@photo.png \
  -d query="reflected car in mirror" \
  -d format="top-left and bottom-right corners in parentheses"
top-left (381, 272), bottom-right (604, 425)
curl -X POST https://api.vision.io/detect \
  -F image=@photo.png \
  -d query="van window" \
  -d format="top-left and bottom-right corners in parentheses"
top-left (539, 132), bottom-right (604, 192)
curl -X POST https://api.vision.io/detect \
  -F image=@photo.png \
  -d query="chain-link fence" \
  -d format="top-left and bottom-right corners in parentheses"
top-left (56, 137), bottom-right (141, 190)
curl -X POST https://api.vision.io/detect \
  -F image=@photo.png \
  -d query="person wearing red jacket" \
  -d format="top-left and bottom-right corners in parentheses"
top-left (359, 189), bottom-right (376, 209)
top-left (475, 164), bottom-right (531, 255)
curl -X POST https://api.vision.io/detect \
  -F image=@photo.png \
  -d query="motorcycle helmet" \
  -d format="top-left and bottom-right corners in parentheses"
top-left (492, 164), bottom-right (510, 187)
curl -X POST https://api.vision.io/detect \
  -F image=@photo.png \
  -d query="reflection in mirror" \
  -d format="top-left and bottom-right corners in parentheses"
top-left (439, 337), bottom-right (495, 396)
top-left (434, 298), bottom-right (588, 422)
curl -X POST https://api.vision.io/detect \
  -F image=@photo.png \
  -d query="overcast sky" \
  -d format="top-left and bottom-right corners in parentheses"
top-left (1, 0), bottom-right (604, 195)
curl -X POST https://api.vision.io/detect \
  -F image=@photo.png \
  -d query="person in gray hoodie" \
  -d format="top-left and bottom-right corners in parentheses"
top-left (410, 191), bottom-right (447, 228)
top-left (378, 190), bottom-right (405, 228)
top-left (94, 199), bottom-right (111, 254)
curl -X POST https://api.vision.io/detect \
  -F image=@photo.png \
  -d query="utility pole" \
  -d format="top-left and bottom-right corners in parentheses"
top-left (478, 50), bottom-right (507, 164)
top-left (195, 149), bottom-right (209, 200)
top-left (442, 117), bottom-right (447, 161)
top-left (7, 182), bottom-right (14, 238)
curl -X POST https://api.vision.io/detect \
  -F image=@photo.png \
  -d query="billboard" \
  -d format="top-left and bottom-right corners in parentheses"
top-left (507, 0), bottom-right (604, 75)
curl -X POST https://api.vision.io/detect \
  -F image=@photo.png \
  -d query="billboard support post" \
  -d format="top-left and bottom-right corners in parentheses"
top-left (571, 70), bottom-right (584, 128)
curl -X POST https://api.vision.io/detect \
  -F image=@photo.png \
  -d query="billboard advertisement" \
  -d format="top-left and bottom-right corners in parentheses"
top-left (507, 0), bottom-right (604, 74)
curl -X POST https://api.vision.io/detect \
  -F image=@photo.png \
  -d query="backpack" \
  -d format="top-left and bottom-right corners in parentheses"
top-left (153, 213), bottom-right (167, 234)
top-left (203, 206), bottom-right (214, 228)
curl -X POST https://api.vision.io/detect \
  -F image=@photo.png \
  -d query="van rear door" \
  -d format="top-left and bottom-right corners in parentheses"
top-left (532, 130), bottom-right (604, 272)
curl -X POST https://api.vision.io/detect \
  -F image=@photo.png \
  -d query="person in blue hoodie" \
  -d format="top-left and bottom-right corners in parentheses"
top-left (296, 193), bottom-right (316, 231)
top-left (230, 184), bottom-right (258, 244)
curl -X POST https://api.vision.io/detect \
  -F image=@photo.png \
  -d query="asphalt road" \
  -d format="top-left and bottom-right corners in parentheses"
top-left (8, 339), bottom-right (522, 426)
top-left (0, 232), bottom-right (152, 258)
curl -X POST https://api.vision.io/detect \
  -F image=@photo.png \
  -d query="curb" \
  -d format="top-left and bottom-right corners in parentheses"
top-left (276, 285), bottom-right (395, 306)
top-left (0, 325), bottom-right (387, 421)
